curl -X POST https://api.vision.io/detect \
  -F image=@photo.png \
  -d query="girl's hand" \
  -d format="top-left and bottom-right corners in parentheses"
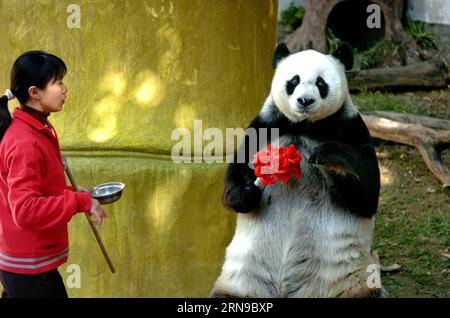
top-left (89, 198), bottom-right (107, 225)
top-left (76, 186), bottom-right (106, 225)
top-left (77, 186), bottom-right (89, 192)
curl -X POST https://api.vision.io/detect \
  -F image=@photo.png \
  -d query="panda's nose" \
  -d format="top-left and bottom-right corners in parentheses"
top-left (297, 97), bottom-right (315, 107)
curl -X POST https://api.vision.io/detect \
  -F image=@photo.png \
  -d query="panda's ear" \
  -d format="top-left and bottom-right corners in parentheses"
top-left (272, 42), bottom-right (290, 69)
top-left (332, 42), bottom-right (353, 71)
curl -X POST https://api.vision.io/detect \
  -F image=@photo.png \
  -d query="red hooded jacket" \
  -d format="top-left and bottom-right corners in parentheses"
top-left (0, 107), bottom-right (91, 274)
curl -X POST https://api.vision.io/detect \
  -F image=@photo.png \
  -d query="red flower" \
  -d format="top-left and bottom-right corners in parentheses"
top-left (252, 144), bottom-right (302, 186)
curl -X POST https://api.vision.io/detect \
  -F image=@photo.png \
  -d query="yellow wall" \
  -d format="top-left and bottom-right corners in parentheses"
top-left (0, 0), bottom-right (277, 297)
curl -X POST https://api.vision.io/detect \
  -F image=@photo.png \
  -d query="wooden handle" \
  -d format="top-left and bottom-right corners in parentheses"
top-left (83, 213), bottom-right (116, 273)
top-left (63, 156), bottom-right (116, 273)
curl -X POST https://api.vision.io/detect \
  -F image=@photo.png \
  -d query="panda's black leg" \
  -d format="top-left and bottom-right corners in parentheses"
top-left (221, 124), bottom-right (266, 213)
top-left (309, 142), bottom-right (380, 218)
top-left (221, 162), bottom-right (262, 213)
top-left (221, 114), bottom-right (283, 213)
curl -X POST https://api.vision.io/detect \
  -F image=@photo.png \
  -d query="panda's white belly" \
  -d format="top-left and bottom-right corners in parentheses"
top-left (214, 137), bottom-right (378, 298)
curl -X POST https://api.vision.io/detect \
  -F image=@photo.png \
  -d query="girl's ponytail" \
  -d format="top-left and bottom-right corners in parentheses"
top-left (0, 90), bottom-right (14, 142)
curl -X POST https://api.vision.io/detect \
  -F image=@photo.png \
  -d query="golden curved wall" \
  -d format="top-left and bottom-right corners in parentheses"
top-left (0, 0), bottom-right (277, 297)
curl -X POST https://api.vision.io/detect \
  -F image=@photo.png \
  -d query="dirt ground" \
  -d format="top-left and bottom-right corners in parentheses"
top-left (353, 89), bottom-right (450, 297)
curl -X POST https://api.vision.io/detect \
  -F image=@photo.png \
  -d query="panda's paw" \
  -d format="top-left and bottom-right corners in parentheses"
top-left (309, 143), bottom-right (343, 166)
top-left (309, 144), bottom-right (360, 180)
top-left (221, 182), bottom-right (262, 213)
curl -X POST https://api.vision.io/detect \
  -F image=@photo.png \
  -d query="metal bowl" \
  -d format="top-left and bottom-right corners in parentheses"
top-left (89, 182), bottom-right (126, 205)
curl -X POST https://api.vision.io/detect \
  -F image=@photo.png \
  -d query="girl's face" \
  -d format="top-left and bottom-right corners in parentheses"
top-left (37, 78), bottom-right (68, 112)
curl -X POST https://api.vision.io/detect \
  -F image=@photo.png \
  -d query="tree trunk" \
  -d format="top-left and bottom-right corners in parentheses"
top-left (285, 0), bottom-right (425, 67)
top-left (284, 0), bottom-right (342, 53)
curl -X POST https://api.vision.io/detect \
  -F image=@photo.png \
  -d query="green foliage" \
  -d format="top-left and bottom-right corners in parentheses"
top-left (280, 2), bottom-right (305, 33)
top-left (353, 90), bottom-right (450, 118)
top-left (326, 28), bottom-right (383, 70)
top-left (353, 91), bottom-right (413, 113)
top-left (355, 42), bottom-right (383, 70)
top-left (405, 17), bottom-right (438, 49)
top-left (326, 28), bottom-right (341, 53)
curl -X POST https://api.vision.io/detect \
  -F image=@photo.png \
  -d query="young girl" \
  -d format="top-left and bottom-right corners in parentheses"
top-left (0, 51), bottom-right (107, 298)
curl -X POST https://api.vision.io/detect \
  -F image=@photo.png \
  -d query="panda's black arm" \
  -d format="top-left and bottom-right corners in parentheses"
top-left (309, 142), bottom-right (380, 218)
top-left (221, 114), bottom-right (281, 213)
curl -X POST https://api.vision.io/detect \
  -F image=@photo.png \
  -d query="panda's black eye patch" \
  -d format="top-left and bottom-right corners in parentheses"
top-left (286, 75), bottom-right (300, 95)
top-left (316, 76), bottom-right (329, 99)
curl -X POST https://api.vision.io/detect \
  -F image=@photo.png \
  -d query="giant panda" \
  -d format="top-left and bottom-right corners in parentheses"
top-left (211, 43), bottom-right (382, 298)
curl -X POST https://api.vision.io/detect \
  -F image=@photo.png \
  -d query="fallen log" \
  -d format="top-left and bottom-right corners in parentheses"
top-left (366, 111), bottom-right (450, 130)
top-left (361, 111), bottom-right (450, 188)
top-left (348, 59), bottom-right (449, 91)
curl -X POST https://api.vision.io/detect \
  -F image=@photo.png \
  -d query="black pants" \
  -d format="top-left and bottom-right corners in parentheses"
top-left (0, 268), bottom-right (68, 298)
